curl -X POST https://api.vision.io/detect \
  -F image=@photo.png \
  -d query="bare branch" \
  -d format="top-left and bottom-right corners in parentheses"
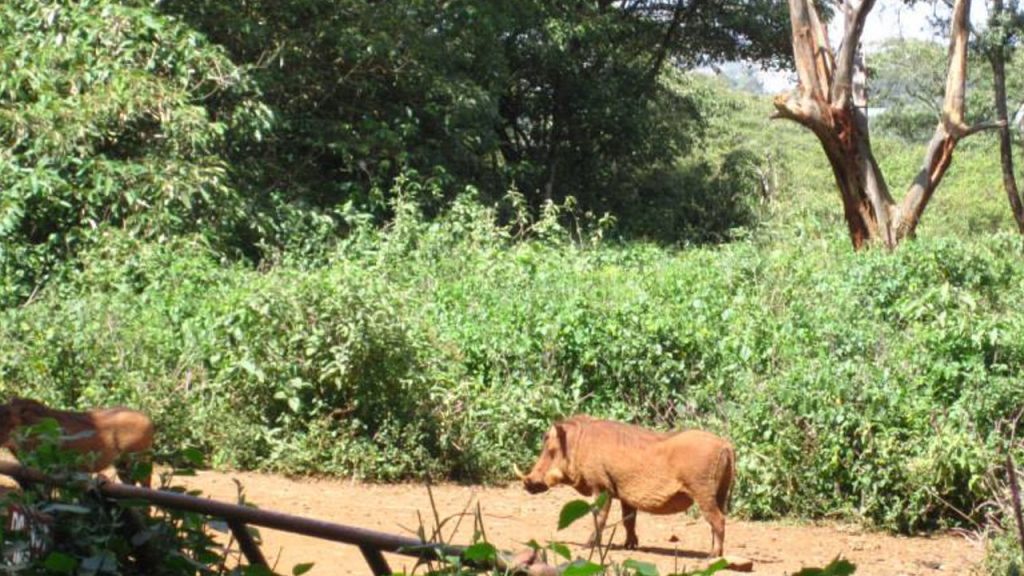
top-left (786, 0), bottom-right (834, 99)
top-left (772, 92), bottom-right (829, 131)
top-left (646, 0), bottom-right (694, 83)
top-left (961, 120), bottom-right (1006, 137)
top-left (942, 0), bottom-right (971, 133)
top-left (833, 0), bottom-right (877, 108)
top-left (895, 0), bottom-right (974, 239)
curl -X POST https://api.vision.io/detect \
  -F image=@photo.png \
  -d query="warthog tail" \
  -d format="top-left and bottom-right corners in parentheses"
top-left (715, 444), bottom-right (736, 515)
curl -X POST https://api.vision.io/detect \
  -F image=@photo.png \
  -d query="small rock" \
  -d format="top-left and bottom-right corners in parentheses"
top-left (507, 548), bottom-right (537, 570)
top-left (527, 562), bottom-right (560, 576)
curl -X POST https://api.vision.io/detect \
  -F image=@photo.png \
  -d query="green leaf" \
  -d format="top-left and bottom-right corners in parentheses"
top-left (623, 559), bottom-right (659, 576)
top-left (562, 560), bottom-right (605, 576)
top-left (548, 541), bottom-right (572, 561)
top-left (462, 542), bottom-right (497, 563)
top-left (181, 447), bottom-right (205, 467)
top-left (131, 461), bottom-right (154, 483)
top-left (292, 562), bottom-right (315, 576)
top-left (793, 558), bottom-right (857, 576)
top-left (43, 552), bottom-right (78, 574)
top-left (558, 499), bottom-right (591, 530)
top-left (694, 558), bottom-right (729, 575)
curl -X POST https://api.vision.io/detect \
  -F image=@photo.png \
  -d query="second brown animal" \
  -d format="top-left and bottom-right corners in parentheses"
top-left (516, 415), bottom-right (735, 558)
top-left (0, 397), bottom-right (154, 487)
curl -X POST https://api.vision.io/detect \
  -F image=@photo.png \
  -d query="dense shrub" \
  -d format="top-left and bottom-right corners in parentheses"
top-left (2, 197), bottom-right (1022, 533)
top-left (0, 0), bottom-right (271, 308)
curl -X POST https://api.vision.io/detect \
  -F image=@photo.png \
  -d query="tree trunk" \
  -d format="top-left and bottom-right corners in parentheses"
top-left (774, 0), bottom-right (992, 250)
top-left (989, 0), bottom-right (1024, 233)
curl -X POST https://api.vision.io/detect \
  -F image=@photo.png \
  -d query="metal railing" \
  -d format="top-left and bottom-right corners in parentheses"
top-left (0, 462), bottom-right (478, 576)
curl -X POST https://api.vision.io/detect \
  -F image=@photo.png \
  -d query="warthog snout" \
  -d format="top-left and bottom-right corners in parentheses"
top-left (523, 480), bottom-right (549, 494)
top-left (514, 463), bottom-right (550, 494)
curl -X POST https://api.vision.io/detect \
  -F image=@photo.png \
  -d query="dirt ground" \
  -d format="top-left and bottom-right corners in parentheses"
top-left (164, 470), bottom-right (985, 576)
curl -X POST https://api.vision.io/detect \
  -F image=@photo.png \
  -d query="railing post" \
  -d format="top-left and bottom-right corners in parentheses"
top-left (358, 544), bottom-right (392, 576)
top-left (227, 519), bottom-right (270, 568)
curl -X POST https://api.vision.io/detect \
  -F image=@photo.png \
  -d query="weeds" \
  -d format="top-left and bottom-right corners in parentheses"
top-left (401, 488), bottom-right (858, 575)
top-left (2, 200), bottom-right (1023, 536)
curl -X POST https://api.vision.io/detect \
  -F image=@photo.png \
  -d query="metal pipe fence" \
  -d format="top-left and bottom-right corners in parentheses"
top-left (0, 462), bottom-right (473, 576)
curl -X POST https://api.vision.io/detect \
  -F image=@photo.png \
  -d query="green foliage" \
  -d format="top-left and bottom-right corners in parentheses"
top-left (557, 493), bottom-right (609, 532)
top-left (0, 6), bottom-right (1021, 574)
top-left (0, 229), bottom-right (444, 480)
top-left (0, 0), bottom-right (795, 308)
top-left (0, 0), bottom-right (271, 308)
top-left (986, 524), bottom-right (1023, 576)
top-left (613, 75), bottom-right (767, 245)
top-left (869, 39), bottom-right (950, 142)
top-left (793, 558), bottom-right (857, 576)
top-left (983, 453), bottom-right (1024, 576)
top-left (0, 423), bottom-right (303, 575)
top-left (869, 37), bottom-right (1024, 143)
top-left (2, 194), bottom-right (1022, 537)
top-left (156, 0), bottom-right (784, 245)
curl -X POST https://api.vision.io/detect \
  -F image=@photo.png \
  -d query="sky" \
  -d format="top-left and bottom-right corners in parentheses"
top-left (758, 0), bottom-right (991, 93)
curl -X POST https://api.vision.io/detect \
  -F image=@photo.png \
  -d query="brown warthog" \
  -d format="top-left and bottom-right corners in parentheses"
top-left (0, 397), bottom-right (155, 486)
top-left (516, 415), bottom-right (735, 557)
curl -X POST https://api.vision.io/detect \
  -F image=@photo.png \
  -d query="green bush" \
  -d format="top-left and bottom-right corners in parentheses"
top-left (0, 0), bottom-right (271, 308)
top-left (2, 196), bottom-right (1022, 534)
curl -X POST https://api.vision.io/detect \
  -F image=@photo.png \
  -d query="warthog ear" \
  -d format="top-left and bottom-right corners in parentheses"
top-left (555, 423), bottom-right (569, 459)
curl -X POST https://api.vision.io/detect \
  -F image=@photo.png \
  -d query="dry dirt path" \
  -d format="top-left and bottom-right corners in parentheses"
top-left (175, 470), bottom-right (985, 576)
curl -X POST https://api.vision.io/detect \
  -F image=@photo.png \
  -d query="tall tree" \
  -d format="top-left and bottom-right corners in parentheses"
top-left (774, 0), bottom-right (998, 249)
top-left (979, 0), bottom-right (1024, 232)
top-left (163, 0), bottom-right (793, 229)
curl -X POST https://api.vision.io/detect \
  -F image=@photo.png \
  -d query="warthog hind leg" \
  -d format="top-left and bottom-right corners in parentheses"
top-left (696, 494), bottom-right (725, 558)
top-left (621, 502), bottom-right (638, 549)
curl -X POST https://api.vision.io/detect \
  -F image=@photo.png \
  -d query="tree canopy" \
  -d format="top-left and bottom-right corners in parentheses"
top-left (0, 0), bottom-right (797, 305)
top-left (163, 0), bottom-right (794, 216)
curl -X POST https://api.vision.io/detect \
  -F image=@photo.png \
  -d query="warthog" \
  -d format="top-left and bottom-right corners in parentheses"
top-left (0, 397), bottom-right (154, 486)
top-left (516, 415), bottom-right (735, 557)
